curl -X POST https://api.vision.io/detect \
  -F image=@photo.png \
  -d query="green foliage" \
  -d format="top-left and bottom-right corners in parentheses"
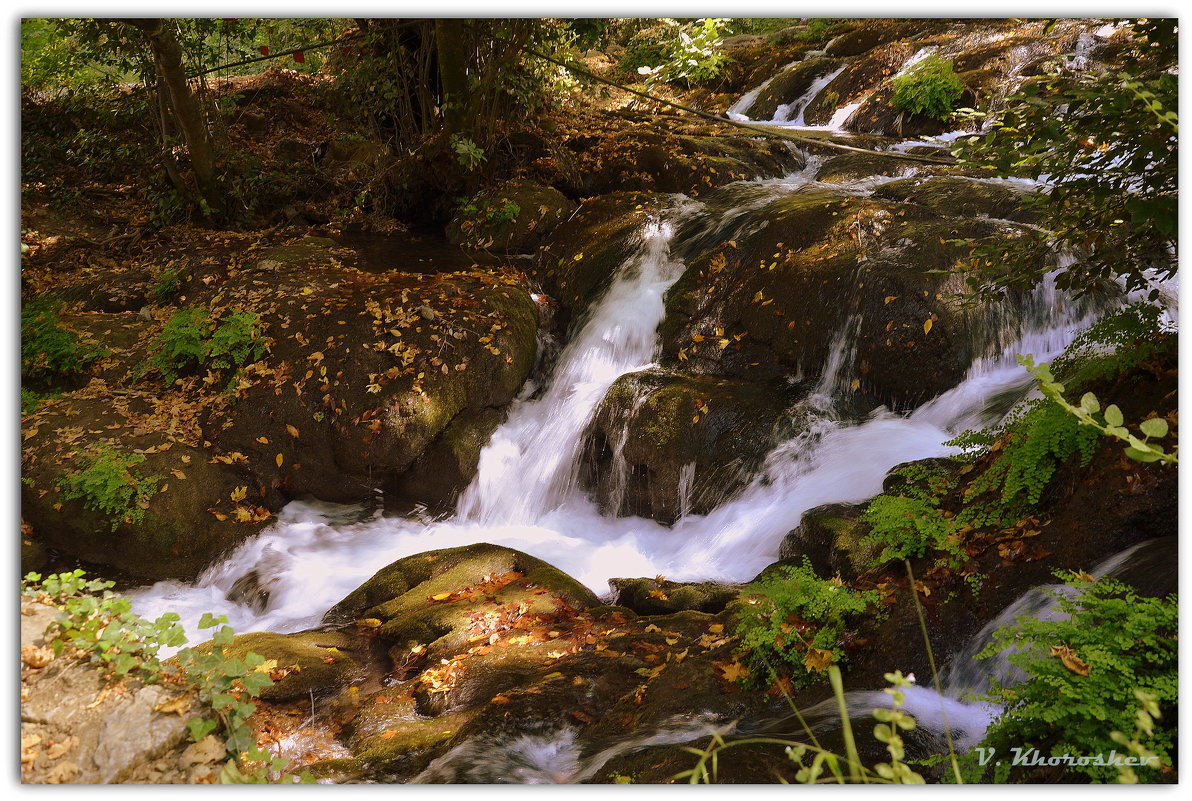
top-left (24, 570), bottom-right (186, 679)
top-left (21, 387), bottom-right (59, 414)
top-left (962, 398), bottom-right (1100, 516)
top-left (449, 134), bottom-right (487, 171)
top-left (1050, 303), bottom-right (1174, 391)
top-left (735, 558), bottom-right (883, 687)
top-left (891, 56), bottom-right (963, 120)
top-left (173, 614), bottom-right (310, 783)
top-left (21, 297), bottom-right (104, 383)
top-left (22, 571), bottom-right (313, 783)
top-left (952, 19), bottom-right (1176, 299)
top-left (56, 444), bottom-right (163, 531)
top-left (151, 267), bottom-right (183, 304)
top-left (633, 18), bottom-right (732, 88)
top-left (1021, 356), bottom-right (1176, 466)
top-left (968, 574), bottom-right (1177, 782)
top-left (148, 306), bottom-right (265, 388)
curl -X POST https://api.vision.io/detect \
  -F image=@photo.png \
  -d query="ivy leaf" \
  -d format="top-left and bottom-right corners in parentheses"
top-left (1104, 404), bottom-right (1124, 428)
top-left (1139, 417), bottom-right (1168, 439)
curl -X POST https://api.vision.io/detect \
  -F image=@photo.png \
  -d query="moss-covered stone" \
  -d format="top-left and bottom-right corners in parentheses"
top-left (778, 502), bottom-right (880, 581)
top-left (609, 577), bottom-right (742, 615)
top-left (324, 543), bottom-right (599, 660)
top-left (532, 191), bottom-right (670, 337)
top-left (446, 179), bottom-right (575, 254)
top-left (582, 368), bottom-right (805, 523)
top-left (871, 174), bottom-right (1039, 223)
top-left (659, 185), bottom-right (1029, 409)
top-left (736, 57), bottom-right (845, 121)
top-left (224, 630), bottom-right (362, 701)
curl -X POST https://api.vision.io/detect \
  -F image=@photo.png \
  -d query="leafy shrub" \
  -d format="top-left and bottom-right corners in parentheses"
top-left (21, 387), bottom-right (58, 414)
top-left (21, 296), bottom-right (104, 383)
top-left (149, 306), bottom-right (265, 388)
top-left (891, 55), bottom-right (963, 120)
top-left (25, 569), bottom-right (186, 678)
top-left (633, 18), bottom-right (731, 88)
top-left (56, 444), bottom-right (163, 531)
top-left (735, 557), bottom-right (883, 687)
top-left (22, 571), bottom-right (312, 783)
top-left (969, 574), bottom-right (1177, 782)
top-left (962, 400), bottom-right (1100, 518)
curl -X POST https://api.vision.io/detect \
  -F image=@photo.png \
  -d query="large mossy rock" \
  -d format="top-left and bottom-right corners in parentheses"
top-left (201, 244), bottom-right (540, 506)
top-left (659, 183), bottom-right (1022, 409)
top-left (778, 502), bottom-right (879, 582)
top-left (871, 174), bottom-right (1040, 223)
top-left (324, 543), bottom-right (601, 661)
top-left (446, 179), bottom-right (575, 254)
top-left (20, 390), bottom-right (265, 581)
top-left (560, 112), bottom-right (802, 197)
top-left (581, 368), bottom-right (806, 523)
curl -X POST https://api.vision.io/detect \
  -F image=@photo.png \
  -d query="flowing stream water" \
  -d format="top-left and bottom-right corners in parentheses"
top-left (129, 153), bottom-right (1100, 643)
top-left (122, 37), bottom-right (1171, 778)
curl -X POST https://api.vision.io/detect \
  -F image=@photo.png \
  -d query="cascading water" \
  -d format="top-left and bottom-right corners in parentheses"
top-left (455, 211), bottom-right (694, 524)
top-left (129, 157), bottom-right (1107, 646)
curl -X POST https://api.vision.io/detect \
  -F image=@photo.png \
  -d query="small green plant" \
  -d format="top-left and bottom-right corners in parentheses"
top-left (734, 557), bottom-right (883, 687)
top-left (22, 571), bottom-right (312, 784)
top-left (21, 296), bottom-right (104, 383)
top-left (1109, 691), bottom-right (1165, 784)
top-left (891, 55), bottom-right (964, 120)
top-left (150, 267), bottom-right (183, 303)
top-left (1050, 303), bottom-right (1173, 390)
top-left (148, 306), bottom-right (265, 388)
top-left (967, 573), bottom-right (1177, 783)
top-left (449, 134), bottom-right (487, 171)
top-left (21, 386), bottom-right (59, 414)
top-left (24, 570), bottom-right (187, 678)
top-left (676, 667), bottom-right (928, 784)
top-left (1021, 355), bottom-right (1176, 465)
top-left (56, 443), bottom-right (163, 531)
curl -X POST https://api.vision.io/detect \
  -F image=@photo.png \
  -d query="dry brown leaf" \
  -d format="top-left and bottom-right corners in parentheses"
top-left (1050, 644), bottom-right (1090, 676)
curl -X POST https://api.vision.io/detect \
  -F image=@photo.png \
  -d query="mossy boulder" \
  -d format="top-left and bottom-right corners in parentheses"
top-left (446, 179), bottom-right (575, 254)
top-left (531, 191), bottom-right (671, 337)
top-left (324, 543), bottom-right (600, 660)
top-left (778, 502), bottom-right (880, 581)
top-left (561, 113), bottom-right (801, 197)
top-left (388, 407), bottom-right (504, 513)
top-left (20, 391), bottom-right (264, 581)
top-left (222, 630), bottom-right (362, 701)
top-left (200, 245), bottom-right (539, 507)
top-left (871, 174), bottom-right (1040, 223)
top-left (609, 577), bottom-right (742, 615)
top-left (581, 368), bottom-right (806, 523)
top-left (659, 184), bottom-right (1031, 409)
top-left (737, 57), bottom-right (845, 121)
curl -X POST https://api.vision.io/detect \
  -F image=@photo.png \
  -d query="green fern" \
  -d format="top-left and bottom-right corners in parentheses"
top-left (735, 557), bottom-right (883, 688)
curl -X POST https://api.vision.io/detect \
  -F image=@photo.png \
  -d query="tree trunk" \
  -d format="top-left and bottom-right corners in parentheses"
top-left (121, 18), bottom-right (224, 218)
top-left (434, 19), bottom-right (470, 136)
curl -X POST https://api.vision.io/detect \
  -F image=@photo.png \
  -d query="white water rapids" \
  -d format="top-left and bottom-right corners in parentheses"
top-left (129, 159), bottom-right (1104, 648)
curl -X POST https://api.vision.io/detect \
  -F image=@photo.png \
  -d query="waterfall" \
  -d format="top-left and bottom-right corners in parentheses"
top-left (130, 166), bottom-right (1104, 652)
top-left (456, 208), bottom-right (694, 524)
